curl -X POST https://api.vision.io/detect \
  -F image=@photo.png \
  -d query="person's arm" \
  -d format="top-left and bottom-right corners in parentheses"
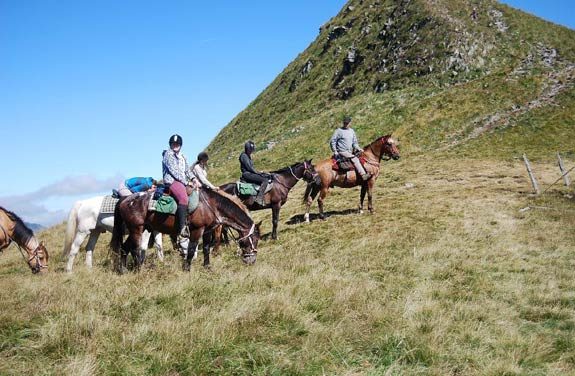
top-left (240, 153), bottom-right (258, 174)
top-left (352, 131), bottom-right (362, 152)
top-left (330, 130), bottom-right (339, 155)
top-left (193, 165), bottom-right (217, 190)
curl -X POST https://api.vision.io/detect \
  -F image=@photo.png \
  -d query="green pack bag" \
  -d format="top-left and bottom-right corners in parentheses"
top-left (237, 181), bottom-right (258, 196)
top-left (155, 195), bottom-right (177, 214)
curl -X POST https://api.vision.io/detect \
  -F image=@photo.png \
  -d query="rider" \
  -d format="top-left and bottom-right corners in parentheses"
top-left (190, 152), bottom-right (218, 191)
top-left (239, 140), bottom-right (271, 205)
top-left (162, 134), bottom-right (191, 242)
top-left (117, 177), bottom-right (157, 197)
top-left (330, 116), bottom-right (370, 180)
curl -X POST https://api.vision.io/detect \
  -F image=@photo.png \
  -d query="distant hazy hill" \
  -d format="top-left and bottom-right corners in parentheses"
top-left (25, 222), bottom-right (45, 232)
top-left (207, 0), bottom-right (574, 182)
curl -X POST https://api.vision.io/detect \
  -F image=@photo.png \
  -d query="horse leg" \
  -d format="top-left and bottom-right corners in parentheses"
top-left (304, 184), bottom-right (320, 223)
top-left (202, 231), bottom-right (212, 270)
top-left (153, 232), bottom-right (164, 262)
top-left (317, 186), bottom-right (329, 220)
top-left (271, 203), bottom-right (280, 240)
top-left (367, 184), bottom-right (375, 214)
top-left (359, 184), bottom-right (367, 214)
top-left (212, 225), bottom-right (222, 256)
top-left (65, 230), bottom-right (89, 273)
top-left (84, 230), bottom-right (101, 269)
top-left (183, 229), bottom-right (203, 271)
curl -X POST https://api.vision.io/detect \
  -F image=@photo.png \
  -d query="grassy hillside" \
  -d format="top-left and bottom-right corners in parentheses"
top-left (1, 0), bottom-right (575, 374)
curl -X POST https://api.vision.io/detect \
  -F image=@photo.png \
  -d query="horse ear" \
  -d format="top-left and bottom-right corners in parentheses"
top-left (256, 220), bottom-right (263, 228)
top-left (40, 241), bottom-right (45, 246)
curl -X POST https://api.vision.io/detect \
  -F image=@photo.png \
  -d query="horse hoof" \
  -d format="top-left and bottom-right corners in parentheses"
top-left (359, 209), bottom-right (364, 214)
top-left (203, 264), bottom-right (213, 272)
top-left (182, 262), bottom-right (191, 272)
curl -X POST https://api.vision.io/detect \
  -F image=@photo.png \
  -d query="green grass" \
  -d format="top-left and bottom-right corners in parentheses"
top-left (2, 0), bottom-right (575, 374)
top-left (1, 157), bottom-right (575, 375)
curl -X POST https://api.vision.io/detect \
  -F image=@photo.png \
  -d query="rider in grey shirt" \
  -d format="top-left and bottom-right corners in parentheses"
top-left (330, 116), bottom-right (370, 180)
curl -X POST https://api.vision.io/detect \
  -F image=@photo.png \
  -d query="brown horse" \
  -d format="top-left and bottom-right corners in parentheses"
top-left (303, 135), bottom-right (400, 221)
top-left (110, 189), bottom-right (261, 272)
top-left (219, 160), bottom-right (316, 240)
top-left (0, 207), bottom-right (48, 274)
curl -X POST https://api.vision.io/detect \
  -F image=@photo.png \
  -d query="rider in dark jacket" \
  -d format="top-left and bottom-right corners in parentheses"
top-left (239, 140), bottom-right (270, 205)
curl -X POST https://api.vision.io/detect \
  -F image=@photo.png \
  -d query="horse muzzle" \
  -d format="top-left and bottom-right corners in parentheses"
top-left (241, 250), bottom-right (257, 265)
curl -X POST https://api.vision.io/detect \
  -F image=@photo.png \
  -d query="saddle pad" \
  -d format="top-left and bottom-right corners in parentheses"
top-left (100, 195), bottom-right (119, 214)
top-left (236, 181), bottom-right (273, 196)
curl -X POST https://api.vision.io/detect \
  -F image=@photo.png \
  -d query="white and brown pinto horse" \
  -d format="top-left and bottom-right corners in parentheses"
top-left (0, 207), bottom-right (48, 274)
top-left (303, 135), bottom-right (400, 221)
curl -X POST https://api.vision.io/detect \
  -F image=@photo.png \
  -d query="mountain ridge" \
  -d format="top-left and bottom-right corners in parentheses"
top-left (206, 0), bottom-right (574, 183)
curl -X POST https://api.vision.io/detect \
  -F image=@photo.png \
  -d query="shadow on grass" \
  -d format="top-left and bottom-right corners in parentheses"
top-left (287, 208), bottom-right (358, 224)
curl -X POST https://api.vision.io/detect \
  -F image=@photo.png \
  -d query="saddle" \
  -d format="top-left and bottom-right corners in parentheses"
top-left (331, 155), bottom-right (367, 173)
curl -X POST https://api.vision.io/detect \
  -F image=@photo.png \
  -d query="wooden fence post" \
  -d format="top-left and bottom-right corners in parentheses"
top-left (557, 152), bottom-right (571, 187)
top-left (523, 154), bottom-right (540, 194)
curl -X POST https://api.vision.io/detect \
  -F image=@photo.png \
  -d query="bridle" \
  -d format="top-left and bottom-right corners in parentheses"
top-left (366, 136), bottom-right (394, 164)
top-left (0, 221), bottom-right (47, 273)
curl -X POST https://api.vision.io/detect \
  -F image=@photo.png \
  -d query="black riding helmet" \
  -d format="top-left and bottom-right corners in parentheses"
top-left (197, 151), bottom-right (209, 161)
top-left (169, 134), bottom-right (183, 146)
top-left (244, 140), bottom-right (255, 153)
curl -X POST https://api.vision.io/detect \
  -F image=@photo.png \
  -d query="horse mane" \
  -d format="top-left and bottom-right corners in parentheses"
top-left (271, 161), bottom-right (300, 174)
top-left (213, 189), bottom-right (249, 213)
top-left (0, 206), bottom-right (34, 245)
top-left (203, 189), bottom-right (251, 222)
top-left (362, 134), bottom-right (391, 150)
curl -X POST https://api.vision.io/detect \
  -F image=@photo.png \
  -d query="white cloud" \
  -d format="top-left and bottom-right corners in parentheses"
top-left (0, 174), bottom-right (124, 227)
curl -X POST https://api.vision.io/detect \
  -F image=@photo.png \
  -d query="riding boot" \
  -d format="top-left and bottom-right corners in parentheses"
top-left (176, 204), bottom-right (189, 252)
top-left (255, 180), bottom-right (268, 206)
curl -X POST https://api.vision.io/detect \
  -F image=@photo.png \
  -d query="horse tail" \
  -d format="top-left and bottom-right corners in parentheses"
top-left (110, 199), bottom-right (125, 254)
top-left (62, 201), bottom-right (80, 259)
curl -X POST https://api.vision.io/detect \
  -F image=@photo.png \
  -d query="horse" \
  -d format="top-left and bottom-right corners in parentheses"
top-left (219, 160), bottom-right (316, 240)
top-left (63, 195), bottom-right (164, 273)
top-left (303, 135), bottom-right (400, 221)
top-left (0, 207), bottom-right (49, 274)
top-left (110, 189), bottom-right (261, 272)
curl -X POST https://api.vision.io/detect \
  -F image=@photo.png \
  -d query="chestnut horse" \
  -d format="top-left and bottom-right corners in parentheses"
top-left (219, 160), bottom-right (316, 240)
top-left (303, 135), bottom-right (400, 221)
top-left (110, 189), bottom-right (260, 272)
top-left (0, 207), bottom-right (49, 273)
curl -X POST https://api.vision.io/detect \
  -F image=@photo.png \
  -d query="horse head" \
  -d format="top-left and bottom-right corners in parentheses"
top-left (301, 159), bottom-right (318, 183)
top-left (29, 241), bottom-right (49, 274)
top-left (379, 135), bottom-right (400, 160)
top-left (237, 221), bottom-right (261, 265)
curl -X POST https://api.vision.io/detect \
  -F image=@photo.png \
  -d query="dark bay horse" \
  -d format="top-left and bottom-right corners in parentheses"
top-left (0, 207), bottom-right (48, 274)
top-left (110, 189), bottom-right (260, 272)
top-left (303, 135), bottom-right (400, 221)
top-left (219, 160), bottom-right (315, 240)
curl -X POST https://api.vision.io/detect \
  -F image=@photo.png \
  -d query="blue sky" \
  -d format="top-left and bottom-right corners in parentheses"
top-left (0, 1), bottom-right (572, 226)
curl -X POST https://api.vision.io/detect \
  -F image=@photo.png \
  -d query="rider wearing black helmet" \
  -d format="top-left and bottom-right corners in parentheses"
top-left (162, 134), bottom-right (191, 246)
top-left (239, 140), bottom-right (271, 206)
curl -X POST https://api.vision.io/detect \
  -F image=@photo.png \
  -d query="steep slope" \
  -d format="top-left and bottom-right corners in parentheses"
top-left (207, 0), bottom-right (574, 182)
